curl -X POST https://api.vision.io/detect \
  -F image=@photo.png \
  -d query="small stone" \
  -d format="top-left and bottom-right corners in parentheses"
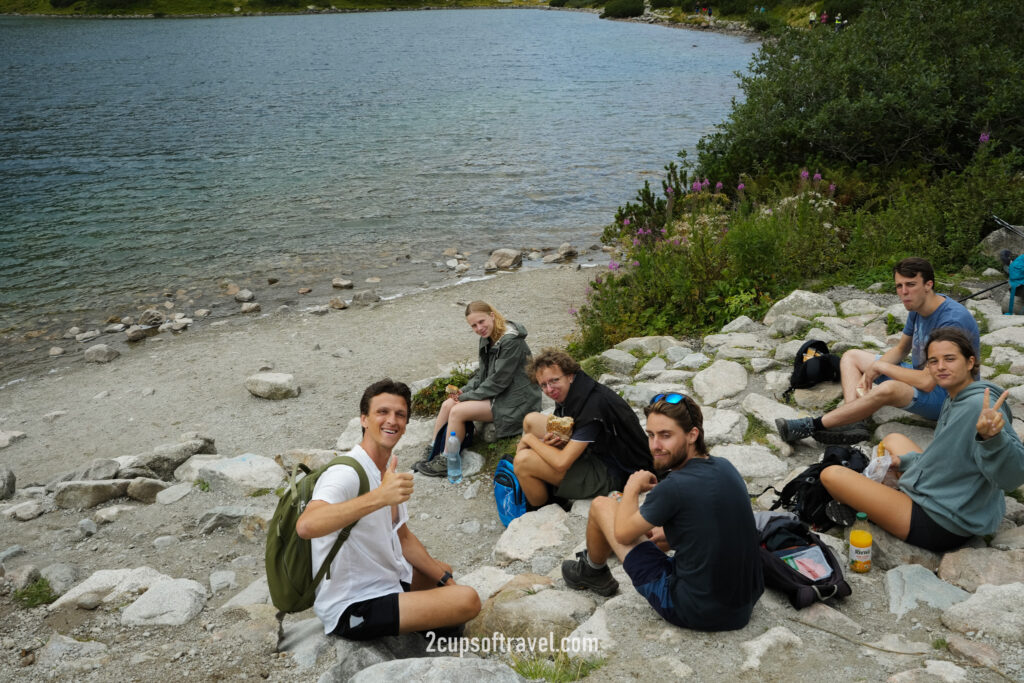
top-left (75, 330), bottom-right (100, 343)
top-left (234, 289), bottom-right (255, 302)
top-left (365, 277), bottom-right (381, 283)
top-left (298, 287), bottom-right (312, 294)
top-left (241, 302), bottom-right (261, 314)
top-left (267, 277), bottom-right (279, 285)
top-left (332, 278), bottom-right (353, 289)
top-left (48, 346), bottom-right (65, 356)
top-left (329, 298), bottom-right (348, 310)
top-left (84, 344), bottom-right (119, 363)
top-left (194, 309), bottom-right (211, 317)
top-left (78, 518), bottom-right (98, 536)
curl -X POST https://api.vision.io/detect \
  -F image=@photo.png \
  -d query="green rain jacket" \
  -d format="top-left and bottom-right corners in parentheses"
top-left (459, 320), bottom-right (541, 438)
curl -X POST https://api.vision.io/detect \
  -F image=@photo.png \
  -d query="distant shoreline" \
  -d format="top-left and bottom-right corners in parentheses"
top-left (1, 4), bottom-right (757, 39)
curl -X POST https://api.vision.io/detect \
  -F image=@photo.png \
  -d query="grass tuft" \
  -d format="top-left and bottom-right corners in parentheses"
top-left (510, 652), bottom-right (605, 682)
top-left (13, 578), bottom-right (58, 608)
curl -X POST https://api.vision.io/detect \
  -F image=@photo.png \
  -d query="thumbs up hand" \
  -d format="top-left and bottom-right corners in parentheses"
top-left (379, 455), bottom-right (413, 505)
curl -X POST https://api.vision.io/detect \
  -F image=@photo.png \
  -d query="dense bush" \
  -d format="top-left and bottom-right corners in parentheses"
top-left (746, 10), bottom-right (783, 33)
top-left (411, 366), bottom-right (476, 417)
top-left (717, 0), bottom-right (753, 14)
top-left (823, 0), bottom-right (865, 18)
top-left (49, 0), bottom-right (79, 7)
top-left (548, 0), bottom-right (567, 6)
top-left (698, 0), bottom-right (1024, 184)
top-left (600, 0), bottom-right (643, 19)
top-left (649, 0), bottom-right (673, 9)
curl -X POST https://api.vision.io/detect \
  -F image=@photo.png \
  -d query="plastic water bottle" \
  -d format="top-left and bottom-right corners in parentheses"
top-left (848, 512), bottom-right (872, 573)
top-left (444, 431), bottom-right (462, 484)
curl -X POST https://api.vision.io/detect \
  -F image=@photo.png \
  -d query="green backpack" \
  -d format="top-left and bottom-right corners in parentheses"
top-left (265, 455), bottom-right (369, 613)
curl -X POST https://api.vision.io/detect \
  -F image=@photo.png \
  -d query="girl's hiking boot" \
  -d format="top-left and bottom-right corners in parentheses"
top-left (561, 551), bottom-right (619, 597)
top-left (414, 456), bottom-right (449, 478)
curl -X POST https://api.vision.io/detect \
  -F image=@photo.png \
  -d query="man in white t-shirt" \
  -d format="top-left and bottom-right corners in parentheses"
top-left (296, 379), bottom-right (480, 639)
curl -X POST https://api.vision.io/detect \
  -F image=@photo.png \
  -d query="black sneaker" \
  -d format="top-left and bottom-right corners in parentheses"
top-left (561, 551), bottom-right (619, 597)
top-left (813, 421), bottom-right (871, 445)
top-left (414, 457), bottom-right (449, 478)
top-left (825, 499), bottom-right (857, 527)
top-left (775, 417), bottom-right (814, 443)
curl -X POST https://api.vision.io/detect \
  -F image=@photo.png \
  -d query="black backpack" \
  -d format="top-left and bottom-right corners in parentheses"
top-left (756, 512), bottom-right (852, 610)
top-left (782, 340), bottom-right (842, 400)
top-left (768, 445), bottom-right (869, 531)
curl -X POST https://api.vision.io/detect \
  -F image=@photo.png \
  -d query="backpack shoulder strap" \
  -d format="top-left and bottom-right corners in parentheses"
top-left (312, 456), bottom-right (371, 586)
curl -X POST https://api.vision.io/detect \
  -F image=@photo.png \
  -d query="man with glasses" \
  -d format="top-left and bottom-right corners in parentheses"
top-left (513, 348), bottom-right (652, 508)
top-left (560, 393), bottom-right (763, 631)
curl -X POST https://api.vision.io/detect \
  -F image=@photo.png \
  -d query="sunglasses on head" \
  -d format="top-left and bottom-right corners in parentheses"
top-left (650, 392), bottom-right (692, 405)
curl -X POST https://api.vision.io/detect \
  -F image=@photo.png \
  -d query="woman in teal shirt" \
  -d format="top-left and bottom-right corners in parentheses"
top-left (821, 327), bottom-right (1024, 552)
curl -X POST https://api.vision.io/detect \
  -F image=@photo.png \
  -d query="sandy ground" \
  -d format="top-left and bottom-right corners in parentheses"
top-left (0, 266), bottom-right (594, 486)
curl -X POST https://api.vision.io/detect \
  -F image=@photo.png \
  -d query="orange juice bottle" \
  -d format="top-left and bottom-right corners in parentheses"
top-left (848, 512), bottom-right (872, 573)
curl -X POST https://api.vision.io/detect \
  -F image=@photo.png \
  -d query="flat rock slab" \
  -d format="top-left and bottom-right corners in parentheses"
top-left (885, 564), bottom-right (969, 617)
top-left (941, 582), bottom-right (1024, 642)
top-left (197, 453), bottom-right (285, 491)
top-left (49, 566), bottom-right (171, 611)
top-left (692, 359), bottom-right (748, 404)
top-left (121, 578), bottom-right (207, 626)
top-left (710, 444), bottom-right (787, 480)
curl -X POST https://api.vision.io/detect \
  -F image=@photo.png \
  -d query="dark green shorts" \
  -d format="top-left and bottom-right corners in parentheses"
top-left (555, 453), bottom-right (618, 500)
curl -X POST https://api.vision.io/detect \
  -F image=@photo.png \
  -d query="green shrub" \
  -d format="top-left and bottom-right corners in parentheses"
top-left (600, 0), bottom-right (643, 19)
top-left (824, 0), bottom-right (866, 19)
top-left (649, 0), bottom-right (673, 9)
top-left (13, 578), bottom-right (57, 608)
top-left (548, 0), bottom-right (567, 6)
top-left (717, 0), bottom-right (753, 14)
top-left (746, 10), bottom-right (784, 33)
top-left (410, 366), bottom-right (476, 417)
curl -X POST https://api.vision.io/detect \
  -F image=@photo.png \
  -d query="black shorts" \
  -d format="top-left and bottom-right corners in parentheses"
top-left (329, 582), bottom-right (409, 641)
top-left (905, 502), bottom-right (972, 553)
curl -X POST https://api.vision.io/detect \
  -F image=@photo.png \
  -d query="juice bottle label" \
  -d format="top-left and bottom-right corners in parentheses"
top-left (849, 529), bottom-right (872, 573)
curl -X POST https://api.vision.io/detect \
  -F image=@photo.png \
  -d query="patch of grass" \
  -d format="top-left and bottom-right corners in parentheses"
top-left (579, 355), bottom-right (610, 378)
top-left (248, 488), bottom-right (272, 497)
top-left (510, 652), bottom-right (605, 682)
top-left (1006, 488), bottom-right (1024, 504)
top-left (411, 365), bottom-right (476, 417)
top-left (932, 637), bottom-right (948, 650)
top-left (886, 313), bottom-right (903, 336)
top-left (744, 416), bottom-right (773, 446)
top-left (476, 436), bottom-right (520, 477)
top-left (979, 344), bottom-right (993, 363)
top-left (13, 578), bottom-right (57, 608)
top-left (194, 479), bottom-right (210, 492)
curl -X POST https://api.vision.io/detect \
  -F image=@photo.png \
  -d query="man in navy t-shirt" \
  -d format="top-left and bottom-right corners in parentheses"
top-left (561, 393), bottom-right (763, 631)
top-left (777, 257), bottom-right (980, 445)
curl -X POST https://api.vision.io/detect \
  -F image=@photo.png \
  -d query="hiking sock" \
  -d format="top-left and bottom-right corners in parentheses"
top-left (584, 551), bottom-right (606, 570)
top-left (812, 417), bottom-right (825, 431)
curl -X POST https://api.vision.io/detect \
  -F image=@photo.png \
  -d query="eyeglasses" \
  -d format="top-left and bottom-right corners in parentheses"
top-left (650, 392), bottom-right (692, 406)
top-left (539, 375), bottom-right (567, 390)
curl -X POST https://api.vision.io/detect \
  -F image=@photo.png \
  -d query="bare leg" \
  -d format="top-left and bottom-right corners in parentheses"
top-left (512, 448), bottom-right (565, 507)
top-left (879, 433), bottom-right (922, 458)
top-left (585, 496), bottom-right (647, 564)
top-left (839, 349), bottom-right (877, 403)
top-left (820, 465), bottom-right (913, 539)
top-left (820, 379), bottom-right (915, 429)
top-left (446, 400), bottom-right (493, 444)
top-left (397, 587), bottom-right (481, 633)
top-left (432, 397), bottom-right (457, 437)
top-left (522, 412), bottom-right (548, 438)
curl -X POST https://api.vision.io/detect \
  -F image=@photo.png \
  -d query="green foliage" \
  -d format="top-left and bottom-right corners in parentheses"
top-left (510, 653), bottom-right (605, 682)
top-left (600, 0), bottom-right (642, 18)
top-left (824, 0), bottom-right (865, 18)
top-left (410, 365), bottom-right (476, 417)
top-left (649, 0), bottom-right (672, 8)
top-left (1008, 488), bottom-right (1024, 505)
top-left (249, 488), bottom-right (272, 497)
top-left (747, 10), bottom-right (784, 33)
top-left (194, 479), bottom-right (210, 492)
top-left (885, 314), bottom-right (901, 336)
top-left (717, 0), bottom-right (753, 14)
top-left (13, 578), bottom-right (57, 608)
top-left (698, 0), bottom-right (1024, 184)
top-left (548, 0), bottom-right (566, 5)
top-left (931, 638), bottom-right (948, 650)
top-left (579, 355), bottom-right (610, 377)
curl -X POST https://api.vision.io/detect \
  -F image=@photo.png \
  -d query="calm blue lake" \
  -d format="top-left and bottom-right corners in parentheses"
top-left (0, 10), bottom-right (755, 337)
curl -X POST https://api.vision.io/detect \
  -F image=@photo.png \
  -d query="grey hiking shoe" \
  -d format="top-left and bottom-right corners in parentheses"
top-left (776, 417), bottom-right (814, 443)
top-left (561, 551), bottom-right (619, 597)
top-left (414, 456), bottom-right (449, 478)
top-left (813, 421), bottom-right (871, 445)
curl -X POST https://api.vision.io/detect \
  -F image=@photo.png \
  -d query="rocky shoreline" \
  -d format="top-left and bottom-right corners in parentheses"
top-left (2, 267), bottom-right (1023, 681)
top-left (0, 241), bottom-right (609, 387)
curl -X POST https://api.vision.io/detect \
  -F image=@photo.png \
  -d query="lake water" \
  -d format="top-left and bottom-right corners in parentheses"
top-left (0, 10), bottom-right (755, 362)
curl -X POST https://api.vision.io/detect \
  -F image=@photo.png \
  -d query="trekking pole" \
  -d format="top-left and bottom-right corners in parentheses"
top-left (958, 280), bottom-right (1008, 303)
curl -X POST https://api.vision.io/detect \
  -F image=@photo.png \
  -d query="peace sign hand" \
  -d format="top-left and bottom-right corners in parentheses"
top-left (976, 388), bottom-right (1010, 440)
